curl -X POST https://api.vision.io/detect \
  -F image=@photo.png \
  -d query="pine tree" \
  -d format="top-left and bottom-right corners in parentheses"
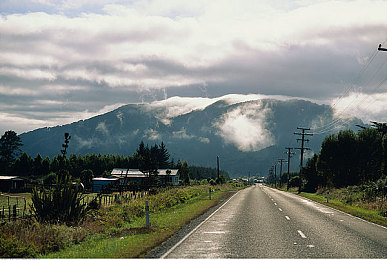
top-left (0, 130), bottom-right (23, 162)
top-left (158, 142), bottom-right (170, 169)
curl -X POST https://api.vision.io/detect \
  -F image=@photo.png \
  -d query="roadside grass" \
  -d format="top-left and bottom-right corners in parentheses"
top-left (275, 185), bottom-right (387, 228)
top-left (43, 188), bottom-right (233, 258)
top-left (298, 192), bottom-right (387, 227)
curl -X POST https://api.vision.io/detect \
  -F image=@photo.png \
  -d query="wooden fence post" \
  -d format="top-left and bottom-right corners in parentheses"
top-left (145, 201), bottom-right (150, 229)
top-left (13, 205), bottom-right (16, 220)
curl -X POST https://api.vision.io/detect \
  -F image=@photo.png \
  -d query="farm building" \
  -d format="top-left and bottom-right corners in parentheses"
top-left (91, 177), bottom-right (120, 193)
top-left (111, 168), bottom-right (179, 186)
top-left (0, 176), bottom-right (26, 192)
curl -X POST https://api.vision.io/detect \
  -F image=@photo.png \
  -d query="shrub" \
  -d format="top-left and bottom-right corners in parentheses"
top-left (0, 236), bottom-right (38, 258)
top-left (30, 174), bottom-right (87, 225)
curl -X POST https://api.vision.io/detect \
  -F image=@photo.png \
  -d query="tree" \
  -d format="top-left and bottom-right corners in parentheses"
top-left (303, 154), bottom-right (325, 192)
top-left (0, 130), bottom-right (22, 163)
top-left (135, 142), bottom-right (159, 187)
top-left (80, 169), bottom-right (94, 190)
top-left (33, 154), bottom-right (43, 176)
top-left (357, 128), bottom-right (383, 182)
top-left (178, 160), bottom-right (190, 185)
top-left (158, 142), bottom-right (170, 168)
top-left (16, 152), bottom-right (33, 176)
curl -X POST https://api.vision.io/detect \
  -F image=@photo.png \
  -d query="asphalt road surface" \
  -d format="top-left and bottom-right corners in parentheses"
top-left (160, 185), bottom-right (387, 258)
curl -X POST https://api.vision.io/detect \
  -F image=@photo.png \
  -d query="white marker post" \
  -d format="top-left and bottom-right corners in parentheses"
top-left (145, 201), bottom-right (150, 228)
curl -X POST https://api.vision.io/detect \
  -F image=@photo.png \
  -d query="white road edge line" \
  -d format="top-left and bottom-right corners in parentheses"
top-left (264, 185), bottom-right (387, 231)
top-left (160, 190), bottom-right (240, 259)
top-left (297, 230), bottom-right (307, 238)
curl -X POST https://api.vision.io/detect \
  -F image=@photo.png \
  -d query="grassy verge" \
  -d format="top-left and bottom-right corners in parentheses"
top-left (273, 184), bottom-right (387, 228)
top-left (297, 192), bottom-right (387, 227)
top-left (44, 188), bottom-right (234, 258)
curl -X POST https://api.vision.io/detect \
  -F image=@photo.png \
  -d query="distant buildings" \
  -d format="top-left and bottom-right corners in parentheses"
top-left (92, 168), bottom-right (179, 193)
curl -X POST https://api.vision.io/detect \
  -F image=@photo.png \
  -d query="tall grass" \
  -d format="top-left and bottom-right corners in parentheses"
top-left (1, 184), bottom-right (240, 257)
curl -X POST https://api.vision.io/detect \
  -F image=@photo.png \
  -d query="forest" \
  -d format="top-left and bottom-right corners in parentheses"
top-left (0, 131), bottom-right (229, 188)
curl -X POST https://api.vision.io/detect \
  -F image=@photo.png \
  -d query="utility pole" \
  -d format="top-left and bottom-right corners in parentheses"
top-left (285, 147), bottom-right (296, 190)
top-left (278, 159), bottom-right (287, 187)
top-left (274, 163), bottom-right (277, 188)
top-left (217, 155), bottom-right (220, 181)
top-left (269, 167), bottom-right (274, 185)
top-left (294, 127), bottom-right (313, 193)
top-left (378, 43), bottom-right (387, 51)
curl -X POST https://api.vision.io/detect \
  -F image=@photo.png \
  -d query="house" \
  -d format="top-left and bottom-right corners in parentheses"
top-left (0, 176), bottom-right (26, 192)
top-left (91, 177), bottom-right (120, 193)
top-left (158, 169), bottom-right (179, 185)
top-left (111, 168), bottom-right (179, 186)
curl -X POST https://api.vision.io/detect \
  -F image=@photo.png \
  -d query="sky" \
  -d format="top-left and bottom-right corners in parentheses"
top-left (0, 0), bottom-right (386, 135)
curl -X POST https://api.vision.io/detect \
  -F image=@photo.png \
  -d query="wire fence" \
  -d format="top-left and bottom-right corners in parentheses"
top-left (0, 190), bottom-right (149, 222)
top-left (0, 194), bottom-right (28, 221)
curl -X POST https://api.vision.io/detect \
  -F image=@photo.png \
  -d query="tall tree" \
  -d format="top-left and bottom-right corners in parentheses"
top-left (158, 142), bottom-right (170, 169)
top-left (178, 160), bottom-right (190, 185)
top-left (0, 130), bottom-right (23, 163)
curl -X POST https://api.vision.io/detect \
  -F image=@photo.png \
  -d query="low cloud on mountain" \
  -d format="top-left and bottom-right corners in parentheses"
top-left (214, 101), bottom-right (274, 152)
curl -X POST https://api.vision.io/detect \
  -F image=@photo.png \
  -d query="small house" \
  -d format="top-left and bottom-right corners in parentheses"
top-left (92, 177), bottom-right (120, 193)
top-left (0, 176), bottom-right (26, 192)
top-left (111, 168), bottom-right (179, 186)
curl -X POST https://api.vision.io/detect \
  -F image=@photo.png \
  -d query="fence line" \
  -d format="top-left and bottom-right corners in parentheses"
top-left (0, 190), bottom-right (150, 222)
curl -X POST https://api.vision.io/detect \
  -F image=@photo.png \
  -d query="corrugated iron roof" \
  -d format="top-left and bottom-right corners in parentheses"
top-left (110, 168), bottom-right (178, 178)
top-left (92, 177), bottom-right (120, 181)
top-left (0, 176), bottom-right (24, 180)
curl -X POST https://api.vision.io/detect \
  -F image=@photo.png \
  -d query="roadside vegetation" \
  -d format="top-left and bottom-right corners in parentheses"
top-left (0, 131), bottom-right (240, 258)
top-left (0, 183), bottom-right (243, 258)
top-left (269, 125), bottom-right (387, 226)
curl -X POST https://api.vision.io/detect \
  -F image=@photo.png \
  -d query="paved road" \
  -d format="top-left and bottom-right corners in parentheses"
top-left (161, 185), bottom-right (387, 258)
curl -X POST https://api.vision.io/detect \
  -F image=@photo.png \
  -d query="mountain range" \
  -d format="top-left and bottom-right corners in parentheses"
top-left (19, 96), bottom-right (362, 177)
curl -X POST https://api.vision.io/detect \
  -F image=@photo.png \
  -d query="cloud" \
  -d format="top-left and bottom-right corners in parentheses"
top-left (332, 91), bottom-right (387, 123)
top-left (199, 137), bottom-right (210, 144)
top-left (96, 122), bottom-right (109, 135)
top-left (143, 128), bottom-right (161, 140)
top-left (0, 0), bottom-right (386, 135)
top-left (147, 93), bottom-right (309, 125)
top-left (214, 101), bottom-right (274, 152)
top-left (172, 128), bottom-right (195, 139)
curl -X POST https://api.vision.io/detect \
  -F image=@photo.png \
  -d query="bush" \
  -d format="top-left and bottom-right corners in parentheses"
top-left (0, 236), bottom-right (38, 258)
top-left (30, 174), bottom-right (87, 225)
top-left (289, 176), bottom-right (300, 188)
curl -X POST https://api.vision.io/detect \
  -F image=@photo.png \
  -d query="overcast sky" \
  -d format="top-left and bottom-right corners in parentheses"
top-left (0, 0), bottom-right (386, 135)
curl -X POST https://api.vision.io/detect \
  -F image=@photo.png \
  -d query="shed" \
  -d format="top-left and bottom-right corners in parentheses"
top-left (92, 177), bottom-right (120, 193)
top-left (0, 176), bottom-right (26, 192)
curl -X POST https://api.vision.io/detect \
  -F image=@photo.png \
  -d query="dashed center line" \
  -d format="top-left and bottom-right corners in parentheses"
top-left (285, 216), bottom-right (290, 220)
top-left (297, 230), bottom-right (307, 238)
top-left (203, 231), bottom-right (226, 234)
top-left (278, 208), bottom-right (283, 212)
top-left (274, 202), bottom-right (277, 205)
